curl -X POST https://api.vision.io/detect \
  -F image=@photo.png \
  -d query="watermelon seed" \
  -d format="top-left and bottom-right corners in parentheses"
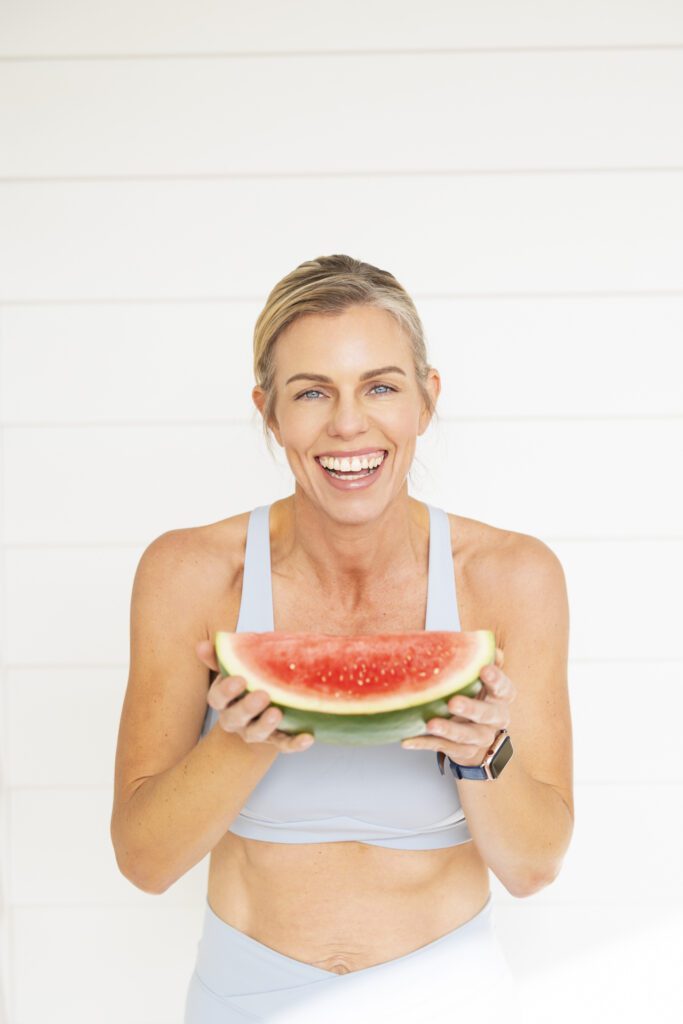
top-left (289, 663), bottom-right (296, 670)
top-left (433, 668), bottom-right (440, 674)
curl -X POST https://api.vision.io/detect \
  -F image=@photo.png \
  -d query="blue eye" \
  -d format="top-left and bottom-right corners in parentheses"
top-left (296, 384), bottom-right (397, 401)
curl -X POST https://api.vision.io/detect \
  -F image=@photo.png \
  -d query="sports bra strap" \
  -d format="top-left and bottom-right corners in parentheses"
top-left (236, 502), bottom-right (461, 634)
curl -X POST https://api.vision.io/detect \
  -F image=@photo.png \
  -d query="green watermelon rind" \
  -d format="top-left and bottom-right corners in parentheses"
top-left (214, 629), bottom-right (495, 746)
top-left (271, 679), bottom-right (485, 746)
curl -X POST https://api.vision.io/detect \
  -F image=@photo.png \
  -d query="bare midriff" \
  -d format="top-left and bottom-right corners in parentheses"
top-left (208, 833), bottom-right (490, 974)
top-left (202, 497), bottom-right (504, 975)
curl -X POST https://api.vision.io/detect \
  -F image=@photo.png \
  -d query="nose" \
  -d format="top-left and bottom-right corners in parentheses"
top-left (325, 395), bottom-right (371, 438)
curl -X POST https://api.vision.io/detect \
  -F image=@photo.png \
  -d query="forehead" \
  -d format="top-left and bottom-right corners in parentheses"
top-left (275, 305), bottom-right (411, 372)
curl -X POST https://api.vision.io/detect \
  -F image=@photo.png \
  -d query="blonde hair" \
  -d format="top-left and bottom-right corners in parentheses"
top-left (252, 254), bottom-right (440, 479)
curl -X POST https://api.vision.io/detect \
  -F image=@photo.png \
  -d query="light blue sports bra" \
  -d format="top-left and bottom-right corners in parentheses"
top-left (200, 503), bottom-right (472, 850)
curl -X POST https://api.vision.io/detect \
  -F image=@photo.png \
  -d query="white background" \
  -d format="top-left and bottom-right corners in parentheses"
top-left (1, 1), bottom-right (682, 1021)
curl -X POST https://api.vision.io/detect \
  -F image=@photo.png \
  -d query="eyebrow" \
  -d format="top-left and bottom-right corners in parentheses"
top-left (285, 365), bottom-right (407, 387)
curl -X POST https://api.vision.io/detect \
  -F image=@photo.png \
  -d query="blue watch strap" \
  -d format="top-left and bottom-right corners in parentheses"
top-left (436, 731), bottom-right (513, 780)
top-left (436, 751), bottom-right (487, 780)
top-left (450, 760), bottom-right (489, 780)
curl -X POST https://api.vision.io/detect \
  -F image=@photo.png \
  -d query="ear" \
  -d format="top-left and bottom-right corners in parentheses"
top-left (252, 386), bottom-right (266, 416)
top-left (252, 386), bottom-right (282, 446)
top-left (418, 369), bottom-right (441, 435)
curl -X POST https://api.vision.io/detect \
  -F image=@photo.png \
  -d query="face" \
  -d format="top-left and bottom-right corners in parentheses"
top-left (252, 304), bottom-right (440, 508)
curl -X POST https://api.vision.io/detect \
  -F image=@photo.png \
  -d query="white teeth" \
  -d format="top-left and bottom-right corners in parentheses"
top-left (318, 451), bottom-right (386, 472)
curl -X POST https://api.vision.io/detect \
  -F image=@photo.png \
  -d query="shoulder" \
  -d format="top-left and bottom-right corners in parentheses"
top-left (134, 512), bottom-right (252, 626)
top-left (137, 515), bottom-right (241, 575)
top-left (447, 510), bottom-right (564, 577)
top-left (446, 513), bottom-right (567, 639)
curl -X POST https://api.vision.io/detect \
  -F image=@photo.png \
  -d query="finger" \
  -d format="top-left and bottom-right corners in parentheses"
top-left (243, 703), bottom-right (284, 742)
top-left (243, 708), bottom-right (314, 752)
top-left (403, 729), bottom-right (489, 759)
top-left (495, 646), bottom-right (504, 667)
top-left (444, 695), bottom-right (511, 729)
top-left (279, 731), bottom-right (316, 754)
top-left (236, 697), bottom-right (315, 751)
top-left (477, 665), bottom-right (515, 701)
top-left (207, 673), bottom-right (247, 710)
top-left (427, 718), bottom-right (499, 749)
top-left (231, 689), bottom-right (272, 730)
top-left (196, 639), bottom-right (220, 672)
top-left (214, 684), bottom-right (267, 732)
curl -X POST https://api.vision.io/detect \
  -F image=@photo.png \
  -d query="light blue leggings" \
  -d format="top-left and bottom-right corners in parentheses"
top-left (183, 892), bottom-right (517, 1022)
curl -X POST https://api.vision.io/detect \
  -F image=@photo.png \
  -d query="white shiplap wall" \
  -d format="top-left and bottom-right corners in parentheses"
top-left (1, 2), bottom-right (682, 1022)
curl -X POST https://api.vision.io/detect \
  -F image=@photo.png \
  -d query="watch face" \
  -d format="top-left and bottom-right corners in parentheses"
top-left (490, 735), bottom-right (513, 779)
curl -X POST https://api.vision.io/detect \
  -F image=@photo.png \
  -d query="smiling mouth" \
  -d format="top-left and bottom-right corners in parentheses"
top-left (315, 450), bottom-right (388, 479)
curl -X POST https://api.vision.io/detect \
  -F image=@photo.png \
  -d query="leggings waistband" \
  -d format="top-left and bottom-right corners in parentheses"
top-left (184, 894), bottom-right (518, 1022)
top-left (195, 892), bottom-right (494, 998)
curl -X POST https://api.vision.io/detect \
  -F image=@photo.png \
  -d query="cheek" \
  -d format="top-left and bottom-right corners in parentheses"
top-left (379, 407), bottom-right (417, 435)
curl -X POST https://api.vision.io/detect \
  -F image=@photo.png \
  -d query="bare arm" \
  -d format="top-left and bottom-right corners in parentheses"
top-left (454, 536), bottom-right (577, 897)
top-left (113, 713), bottom-right (279, 894)
top-left (110, 530), bottom-right (313, 894)
top-left (400, 534), bottom-right (574, 896)
top-left (451, 536), bottom-right (574, 895)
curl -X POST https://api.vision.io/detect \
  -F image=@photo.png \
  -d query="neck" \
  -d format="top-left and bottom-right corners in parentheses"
top-left (272, 488), bottom-right (428, 607)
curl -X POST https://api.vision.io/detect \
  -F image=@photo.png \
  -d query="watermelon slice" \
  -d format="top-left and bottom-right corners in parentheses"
top-left (214, 629), bottom-right (495, 746)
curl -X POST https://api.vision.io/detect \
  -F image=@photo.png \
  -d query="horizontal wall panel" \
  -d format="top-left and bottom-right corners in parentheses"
top-left (5, 546), bottom-right (141, 666)
top-left (4, 419), bottom-right (682, 545)
top-left (3, 50), bottom-right (683, 177)
top-left (4, 540), bottom-right (682, 663)
top-left (9, 784), bottom-right (682, 906)
top-left (12, 904), bottom-right (204, 1024)
top-left (2, 174), bottom-right (683, 301)
top-left (7, 669), bottom-right (130, 788)
top-left (2, 423), bottom-right (289, 544)
top-left (552, 541), bottom-right (683, 662)
top-left (7, 660), bottom-right (681, 788)
top-left (1, 0), bottom-right (682, 56)
top-left (567, 662), bottom-right (678, 784)
top-left (10, 787), bottom-right (207, 905)
top-left (494, 903), bottom-right (683, 1005)
top-left (2, 297), bottom-right (682, 424)
top-left (497, 784), bottom-right (683, 907)
top-left (0, 301), bottom-right (258, 424)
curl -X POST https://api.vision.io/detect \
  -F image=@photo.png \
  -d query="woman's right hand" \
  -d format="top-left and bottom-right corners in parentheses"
top-left (196, 640), bottom-right (315, 754)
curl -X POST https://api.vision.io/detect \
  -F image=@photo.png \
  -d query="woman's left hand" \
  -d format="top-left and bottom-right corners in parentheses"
top-left (400, 647), bottom-right (516, 765)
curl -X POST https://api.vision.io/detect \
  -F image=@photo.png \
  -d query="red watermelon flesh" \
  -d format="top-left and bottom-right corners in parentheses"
top-left (213, 630), bottom-right (495, 746)
top-left (216, 629), bottom-right (492, 713)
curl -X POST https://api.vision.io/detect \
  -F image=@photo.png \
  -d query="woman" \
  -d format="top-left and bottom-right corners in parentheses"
top-left (111, 255), bottom-right (574, 1022)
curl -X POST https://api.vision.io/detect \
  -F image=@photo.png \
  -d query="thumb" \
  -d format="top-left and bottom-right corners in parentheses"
top-left (196, 639), bottom-right (220, 672)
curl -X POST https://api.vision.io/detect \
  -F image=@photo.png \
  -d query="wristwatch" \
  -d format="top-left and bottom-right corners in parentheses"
top-left (436, 729), bottom-right (513, 780)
